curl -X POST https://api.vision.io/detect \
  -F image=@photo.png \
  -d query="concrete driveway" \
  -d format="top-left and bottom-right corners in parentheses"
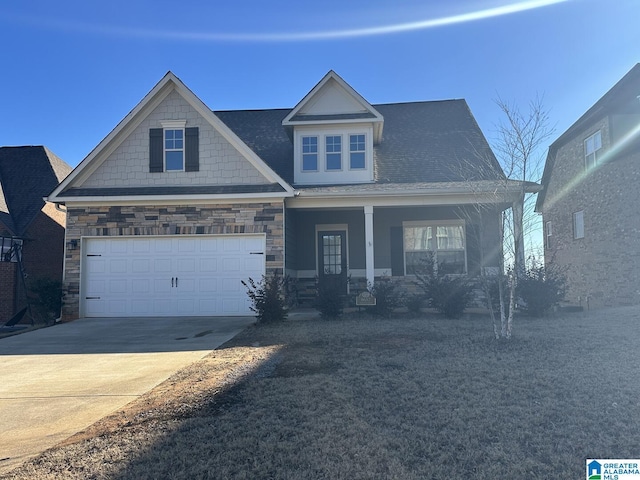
top-left (0, 316), bottom-right (255, 475)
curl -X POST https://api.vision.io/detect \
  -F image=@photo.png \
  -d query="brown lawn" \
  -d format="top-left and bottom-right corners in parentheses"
top-left (4, 306), bottom-right (640, 479)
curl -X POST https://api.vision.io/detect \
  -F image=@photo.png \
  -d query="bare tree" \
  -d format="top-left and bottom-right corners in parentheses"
top-left (491, 94), bottom-right (553, 338)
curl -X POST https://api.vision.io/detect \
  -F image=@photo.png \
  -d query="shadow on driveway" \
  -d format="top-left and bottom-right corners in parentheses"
top-left (0, 316), bottom-right (256, 355)
top-left (0, 316), bottom-right (255, 475)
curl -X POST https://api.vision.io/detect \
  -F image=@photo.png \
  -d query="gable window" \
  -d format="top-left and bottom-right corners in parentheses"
top-left (0, 237), bottom-right (22, 263)
top-left (164, 129), bottom-right (184, 171)
top-left (149, 125), bottom-right (199, 173)
top-left (584, 130), bottom-right (602, 169)
top-left (349, 134), bottom-right (366, 169)
top-left (403, 221), bottom-right (466, 275)
top-left (326, 135), bottom-right (342, 170)
top-left (545, 221), bottom-right (553, 249)
top-left (573, 211), bottom-right (584, 239)
top-left (302, 136), bottom-right (318, 171)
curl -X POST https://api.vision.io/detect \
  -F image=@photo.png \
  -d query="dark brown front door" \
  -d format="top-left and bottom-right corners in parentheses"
top-left (318, 230), bottom-right (347, 294)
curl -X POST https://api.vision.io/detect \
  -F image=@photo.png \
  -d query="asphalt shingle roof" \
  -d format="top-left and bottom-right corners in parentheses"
top-left (0, 146), bottom-right (72, 236)
top-left (215, 99), bottom-right (504, 187)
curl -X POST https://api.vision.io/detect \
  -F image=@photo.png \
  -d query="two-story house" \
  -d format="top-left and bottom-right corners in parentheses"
top-left (48, 71), bottom-right (530, 321)
top-left (536, 64), bottom-right (640, 308)
top-left (0, 146), bottom-right (72, 321)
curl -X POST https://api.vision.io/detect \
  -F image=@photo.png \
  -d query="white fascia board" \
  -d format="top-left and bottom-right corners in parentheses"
top-left (287, 189), bottom-right (520, 209)
top-left (58, 192), bottom-right (291, 207)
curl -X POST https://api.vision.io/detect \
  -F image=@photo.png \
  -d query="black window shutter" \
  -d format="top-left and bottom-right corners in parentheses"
top-left (390, 227), bottom-right (405, 276)
top-left (149, 128), bottom-right (163, 172)
top-left (185, 127), bottom-right (199, 172)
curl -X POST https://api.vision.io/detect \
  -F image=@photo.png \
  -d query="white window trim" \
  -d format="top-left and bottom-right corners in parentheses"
top-left (163, 127), bottom-right (185, 172)
top-left (402, 220), bottom-right (467, 275)
top-left (573, 211), bottom-right (585, 239)
top-left (292, 125), bottom-right (374, 183)
top-left (325, 134), bottom-right (343, 171)
top-left (584, 130), bottom-right (602, 169)
top-left (301, 135), bottom-right (319, 172)
top-left (545, 221), bottom-right (553, 249)
top-left (348, 133), bottom-right (367, 171)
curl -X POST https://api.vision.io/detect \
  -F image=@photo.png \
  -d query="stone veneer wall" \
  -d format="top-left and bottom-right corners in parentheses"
top-left (62, 202), bottom-right (284, 320)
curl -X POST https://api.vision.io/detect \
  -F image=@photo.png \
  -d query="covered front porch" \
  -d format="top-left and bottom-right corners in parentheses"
top-left (283, 181), bottom-right (531, 305)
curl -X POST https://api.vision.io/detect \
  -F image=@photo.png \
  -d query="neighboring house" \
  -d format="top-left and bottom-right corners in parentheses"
top-left (0, 146), bottom-right (72, 321)
top-left (536, 64), bottom-right (640, 308)
top-left (48, 71), bottom-right (530, 321)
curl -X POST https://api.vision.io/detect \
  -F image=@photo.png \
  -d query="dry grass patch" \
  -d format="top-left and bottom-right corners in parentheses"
top-left (4, 307), bottom-right (640, 479)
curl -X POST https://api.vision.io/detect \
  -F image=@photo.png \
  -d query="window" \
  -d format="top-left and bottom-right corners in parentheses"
top-left (150, 126), bottom-right (199, 173)
top-left (164, 129), bottom-right (184, 171)
top-left (349, 134), bottom-right (366, 169)
top-left (0, 237), bottom-right (22, 263)
top-left (573, 211), bottom-right (584, 239)
top-left (326, 135), bottom-right (342, 170)
top-left (403, 222), bottom-right (466, 275)
top-left (545, 221), bottom-right (553, 249)
top-left (302, 136), bottom-right (318, 171)
top-left (584, 130), bottom-right (602, 169)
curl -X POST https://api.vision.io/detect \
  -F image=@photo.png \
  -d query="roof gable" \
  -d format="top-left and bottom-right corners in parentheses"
top-left (282, 71), bottom-right (384, 142)
top-left (49, 72), bottom-right (293, 202)
top-left (0, 146), bottom-right (72, 236)
top-left (536, 63), bottom-right (640, 211)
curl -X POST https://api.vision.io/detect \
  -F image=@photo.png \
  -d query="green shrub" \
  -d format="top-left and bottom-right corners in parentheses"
top-left (367, 278), bottom-right (405, 318)
top-left (315, 277), bottom-right (345, 319)
top-left (28, 277), bottom-right (63, 321)
top-left (242, 273), bottom-right (288, 323)
top-left (517, 264), bottom-right (566, 317)
top-left (414, 253), bottom-right (473, 319)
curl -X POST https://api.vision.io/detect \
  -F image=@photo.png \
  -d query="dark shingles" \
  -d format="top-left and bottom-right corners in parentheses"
top-left (215, 109), bottom-right (295, 184)
top-left (0, 146), bottom-right (72, 236)
top-left (215, 100), bottom-right (503, 187)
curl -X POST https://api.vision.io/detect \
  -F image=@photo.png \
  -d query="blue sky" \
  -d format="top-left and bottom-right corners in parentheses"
top-left (1, 0), bottom-right (638, 169)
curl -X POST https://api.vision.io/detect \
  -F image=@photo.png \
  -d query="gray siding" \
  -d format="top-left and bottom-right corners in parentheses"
top-left (81, 90), bottom-right (269, 188)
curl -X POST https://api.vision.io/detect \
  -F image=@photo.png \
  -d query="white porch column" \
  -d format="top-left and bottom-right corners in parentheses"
top-left (364, 205), bottom-right (375, 287)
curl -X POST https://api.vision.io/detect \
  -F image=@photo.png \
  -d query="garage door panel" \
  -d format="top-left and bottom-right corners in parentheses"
top-left (110, 241), bottom-right (128, 254)
top-left (132, 258), bottom-right (151, 273)
top-left (222, 258), bottom-right (241, 272)
top-left (200, 258), bottom-right (217, 272)
top-left (198, 278), bottom-right (217, 293)
top-left (109, 280), bottom-right (127, 294)
top-left (86, 258), bottom-right (106, 274)
top-left (153, 278), bottom-right (171, 294)
top-left (133, 239), bottom-right (151, 253)
top-left (83, 235), bottom-right (265, 317)
top-left (177, 258), bottom-right (196, 273)
top-left (109, 259), bottom-right (128, 274)
top-left (244, 237), bottom-right (265, 251)
top-left (178, 239), bottom-right (196, 253)
top-left (154, 258), bottom-right (172, 273)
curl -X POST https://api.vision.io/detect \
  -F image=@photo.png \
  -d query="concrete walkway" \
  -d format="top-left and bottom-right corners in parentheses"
top-left (0, 316), bottom-right (254, 475)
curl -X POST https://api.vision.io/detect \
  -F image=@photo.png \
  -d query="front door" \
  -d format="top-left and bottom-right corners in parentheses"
top-left (318, 230), bottom-right (348, 294)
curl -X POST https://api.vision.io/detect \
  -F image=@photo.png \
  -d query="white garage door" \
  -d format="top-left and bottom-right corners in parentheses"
top-left (82, 235), bottom-right (265, 317)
